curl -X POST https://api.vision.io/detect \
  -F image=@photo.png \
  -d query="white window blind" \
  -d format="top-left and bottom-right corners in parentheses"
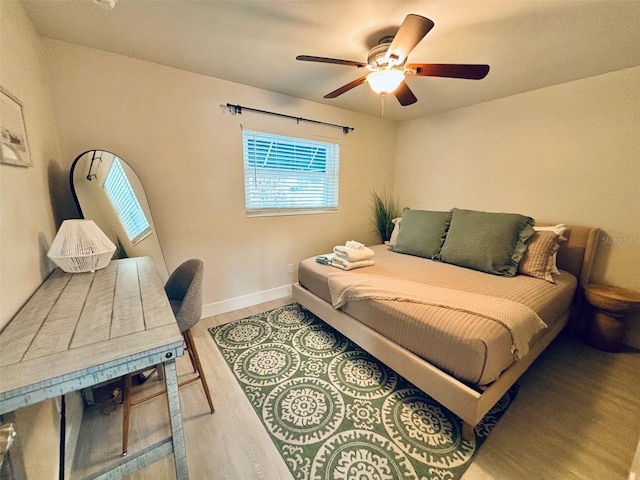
top-left (103, 157), bottom-right (152, 245)
top-left (242, 129), bottom-right (340, 216)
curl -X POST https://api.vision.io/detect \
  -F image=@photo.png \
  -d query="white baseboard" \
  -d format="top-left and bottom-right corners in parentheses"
top-left (201, 284), bottom-right (292, 318)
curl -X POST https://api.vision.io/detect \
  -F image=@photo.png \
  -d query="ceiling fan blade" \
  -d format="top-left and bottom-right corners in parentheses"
top-left (407, 63), bottom-right (490, 80)
top-left (385, 14), bottom-right (434, 64)
top-left (324, 75), bottom-right (368, 98)
top-left (296, 55), bottom-right (367, 68)
top-left (394, 81), bottom-right (418, 106)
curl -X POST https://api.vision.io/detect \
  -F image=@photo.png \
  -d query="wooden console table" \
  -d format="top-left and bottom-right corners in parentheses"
top-left (0, 257), bottom-right (189, 479)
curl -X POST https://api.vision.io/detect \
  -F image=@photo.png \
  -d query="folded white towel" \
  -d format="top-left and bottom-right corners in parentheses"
top-left (345, 240), bottom-right (365, 250)
top-left (330, 257), bottom-right (375, 271)
top-left (315, 253), bottom-right (334, 265)
top-left (333, 245), bottom-right (375, 262)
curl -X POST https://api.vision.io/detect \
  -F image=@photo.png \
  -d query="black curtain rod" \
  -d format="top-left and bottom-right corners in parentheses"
top-left (226, 103), bottom-right (354, 134)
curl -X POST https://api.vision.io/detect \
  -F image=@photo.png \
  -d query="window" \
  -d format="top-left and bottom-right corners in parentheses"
top-left (103, 157), bottom-right (152, 245)
top-left (242, 129), bottom-right (340, 216)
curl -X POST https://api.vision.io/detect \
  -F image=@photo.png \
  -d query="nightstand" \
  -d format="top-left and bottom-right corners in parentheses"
top-left (583, 283), bottom-right (640, 352)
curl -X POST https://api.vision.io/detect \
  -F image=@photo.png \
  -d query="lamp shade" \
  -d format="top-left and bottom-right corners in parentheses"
top-left (367, 69), bottom-right (405, 94)
top-left (47, 220), bottom-right (116, 273)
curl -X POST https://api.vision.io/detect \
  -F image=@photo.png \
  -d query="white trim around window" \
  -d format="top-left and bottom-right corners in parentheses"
top-left (242, 128), bottom-right (340, 217)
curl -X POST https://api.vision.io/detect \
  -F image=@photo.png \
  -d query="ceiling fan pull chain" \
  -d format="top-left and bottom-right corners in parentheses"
top-left (380, 94), bottom-right (385, 117)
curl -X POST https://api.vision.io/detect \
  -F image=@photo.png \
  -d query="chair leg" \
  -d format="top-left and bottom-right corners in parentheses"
top-left (122, 373), bottom-right (133, 456)
top-left (183, 329), bottom-right (215, 413)
top-left (120, 331), bottom-right (214, 455)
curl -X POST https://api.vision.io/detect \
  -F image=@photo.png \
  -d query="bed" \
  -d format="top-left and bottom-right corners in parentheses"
top-left (293, 209), bottom-right (599, 439)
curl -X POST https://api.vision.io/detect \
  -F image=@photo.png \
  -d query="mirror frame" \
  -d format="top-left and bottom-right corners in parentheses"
top-left (69, 149), bottom-right (168, 279)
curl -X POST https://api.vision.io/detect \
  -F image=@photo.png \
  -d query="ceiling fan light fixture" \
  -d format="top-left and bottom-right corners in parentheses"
top-left (366, 69), bottom-right (405, 94)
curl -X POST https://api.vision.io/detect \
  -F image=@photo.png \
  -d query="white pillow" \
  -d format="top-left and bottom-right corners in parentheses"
top-left (533, 224), bottom-right (566, 274)
top-left (534, 224), bottom-right (566, 234)
top-left (385, 217), bottom-right (402, 246)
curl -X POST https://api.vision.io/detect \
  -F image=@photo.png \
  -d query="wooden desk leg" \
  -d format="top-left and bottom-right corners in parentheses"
top-left (163, 359), bottom-right (189, 479)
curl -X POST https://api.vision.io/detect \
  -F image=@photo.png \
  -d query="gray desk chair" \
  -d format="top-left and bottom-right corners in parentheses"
top-left (122, 259), bottom-right (215, 455)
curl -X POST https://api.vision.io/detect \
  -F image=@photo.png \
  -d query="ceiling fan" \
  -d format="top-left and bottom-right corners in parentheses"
top-left (296, 14), bottom-right (490, 106)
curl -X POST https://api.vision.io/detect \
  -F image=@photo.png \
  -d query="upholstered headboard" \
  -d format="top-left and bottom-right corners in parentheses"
top-left (539, 224), bottom-right (600, 333)
top-left (546, 225), bottom-right (600, 287)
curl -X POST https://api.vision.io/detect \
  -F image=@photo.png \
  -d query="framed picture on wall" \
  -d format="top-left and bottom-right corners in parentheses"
top-left (1, 87), bottom-right (32, 167)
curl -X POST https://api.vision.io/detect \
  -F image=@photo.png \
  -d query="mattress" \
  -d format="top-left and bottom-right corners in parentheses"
top-left (298, 244), bottom-right (577, 386)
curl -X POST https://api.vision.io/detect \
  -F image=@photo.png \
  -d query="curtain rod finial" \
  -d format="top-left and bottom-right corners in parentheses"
top-left (225, 103), bottom-right (242, 115)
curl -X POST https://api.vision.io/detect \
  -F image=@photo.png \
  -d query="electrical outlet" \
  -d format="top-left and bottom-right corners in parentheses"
top-left (288, 263), bottom-right (295, 274)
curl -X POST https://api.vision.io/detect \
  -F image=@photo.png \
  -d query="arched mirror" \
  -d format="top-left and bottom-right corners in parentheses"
top-left (70, 149), bottom-right (169, 280)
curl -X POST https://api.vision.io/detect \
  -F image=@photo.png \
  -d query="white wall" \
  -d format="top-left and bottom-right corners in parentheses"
top-left (42, 39), bottom-right (398, 315)
top-left (395, 66), bottom-right (640, 346)
top-left (0, 1), bottom-right (82, 478)
top-left (0, 1), bottom-right (63, 328)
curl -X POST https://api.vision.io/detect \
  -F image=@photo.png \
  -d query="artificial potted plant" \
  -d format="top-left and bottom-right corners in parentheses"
top-left (371, 191), bottom-right (400, 243)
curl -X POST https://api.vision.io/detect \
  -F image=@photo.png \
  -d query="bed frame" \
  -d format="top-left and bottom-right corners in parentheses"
top-left (292, 224), bottom-right (600, 439)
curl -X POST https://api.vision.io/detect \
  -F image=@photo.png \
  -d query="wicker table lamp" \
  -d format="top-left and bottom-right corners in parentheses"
top-left (47, 220), bottom-right (116, 273)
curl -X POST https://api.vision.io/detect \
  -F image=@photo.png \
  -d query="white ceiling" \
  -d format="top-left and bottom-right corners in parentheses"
top-left (21, 0), bottom-right (640, 121)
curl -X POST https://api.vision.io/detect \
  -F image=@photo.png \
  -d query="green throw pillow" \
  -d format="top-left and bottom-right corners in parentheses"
top-left (392, 209), bottom-right (451, 259)
top-left (438, 208), bottom-right (535, 277)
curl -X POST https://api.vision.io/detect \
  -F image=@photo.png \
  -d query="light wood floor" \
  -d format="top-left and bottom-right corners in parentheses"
top-left (72, 297), bottom-right (640, 479)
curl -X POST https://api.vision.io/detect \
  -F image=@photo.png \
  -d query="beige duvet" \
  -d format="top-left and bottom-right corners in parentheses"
top-left (298, 244), bottom-right (577, 386)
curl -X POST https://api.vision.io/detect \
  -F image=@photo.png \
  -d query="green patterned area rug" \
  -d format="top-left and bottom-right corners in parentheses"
top-left (209, 303), bottom-right (517, 480)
